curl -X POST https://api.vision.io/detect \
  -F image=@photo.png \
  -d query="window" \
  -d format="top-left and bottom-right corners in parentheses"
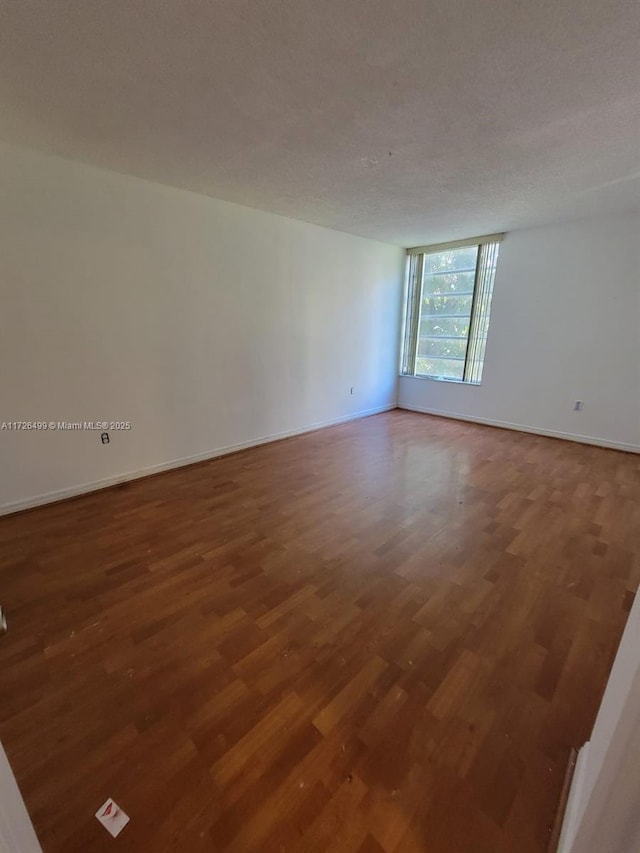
top-left (401, 234), bottom-right (502, 384)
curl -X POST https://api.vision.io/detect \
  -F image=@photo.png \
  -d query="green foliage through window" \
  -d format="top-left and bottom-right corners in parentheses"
top-left (401, 240), bottom-right (500, 383)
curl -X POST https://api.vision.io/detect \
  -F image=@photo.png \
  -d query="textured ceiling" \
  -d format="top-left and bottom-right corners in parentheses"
top-left (0, 0), bottom-right (638, 246)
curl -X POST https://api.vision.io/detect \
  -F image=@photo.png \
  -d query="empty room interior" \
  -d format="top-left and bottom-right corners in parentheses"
top-left (0, 2), bottom-right (639, 852)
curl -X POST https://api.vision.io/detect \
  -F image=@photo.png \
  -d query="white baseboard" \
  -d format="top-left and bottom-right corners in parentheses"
top-left (557, 741), bottom-right (590, 853)
top-left (0, 404), bottom-right (396, 517)
top-left (398, 404), bottom-right (640, 454)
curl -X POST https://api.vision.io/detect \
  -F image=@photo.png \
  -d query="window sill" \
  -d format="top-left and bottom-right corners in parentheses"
top-left (399, 374), bottom-right (482, 387)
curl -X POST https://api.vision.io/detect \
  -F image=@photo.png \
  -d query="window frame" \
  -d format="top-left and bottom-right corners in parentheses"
top-left (400, 233), bottom-right (503, 385)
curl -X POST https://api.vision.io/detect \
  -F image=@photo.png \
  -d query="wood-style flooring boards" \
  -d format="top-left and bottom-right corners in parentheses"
top-left (0, 410), bottom-right (637, 852)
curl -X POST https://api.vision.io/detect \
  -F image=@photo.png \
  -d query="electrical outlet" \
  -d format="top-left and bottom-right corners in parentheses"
top-left (573, 401), bottom-right (583, 411)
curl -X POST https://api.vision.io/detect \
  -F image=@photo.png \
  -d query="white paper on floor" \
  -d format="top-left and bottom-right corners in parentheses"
top-left (95, 798), bottom-right (130, 838)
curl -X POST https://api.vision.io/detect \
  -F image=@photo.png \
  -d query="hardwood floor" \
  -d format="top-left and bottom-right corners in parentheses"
top-left (0, 410), bottom-right (637, 852)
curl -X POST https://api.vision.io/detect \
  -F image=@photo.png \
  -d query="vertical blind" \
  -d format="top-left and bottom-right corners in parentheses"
top-left (464, 240), bottom-right (500, 383)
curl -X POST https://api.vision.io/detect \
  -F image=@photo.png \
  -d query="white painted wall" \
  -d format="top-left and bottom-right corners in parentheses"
top-left (0, 143), bottom-right (404, 514)
top-left (0, 743), bottom-right (42, 852)
top-left (398, 214), bottom-right (640, 452)
top-left (559, 590), bottom-right (640, 853)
